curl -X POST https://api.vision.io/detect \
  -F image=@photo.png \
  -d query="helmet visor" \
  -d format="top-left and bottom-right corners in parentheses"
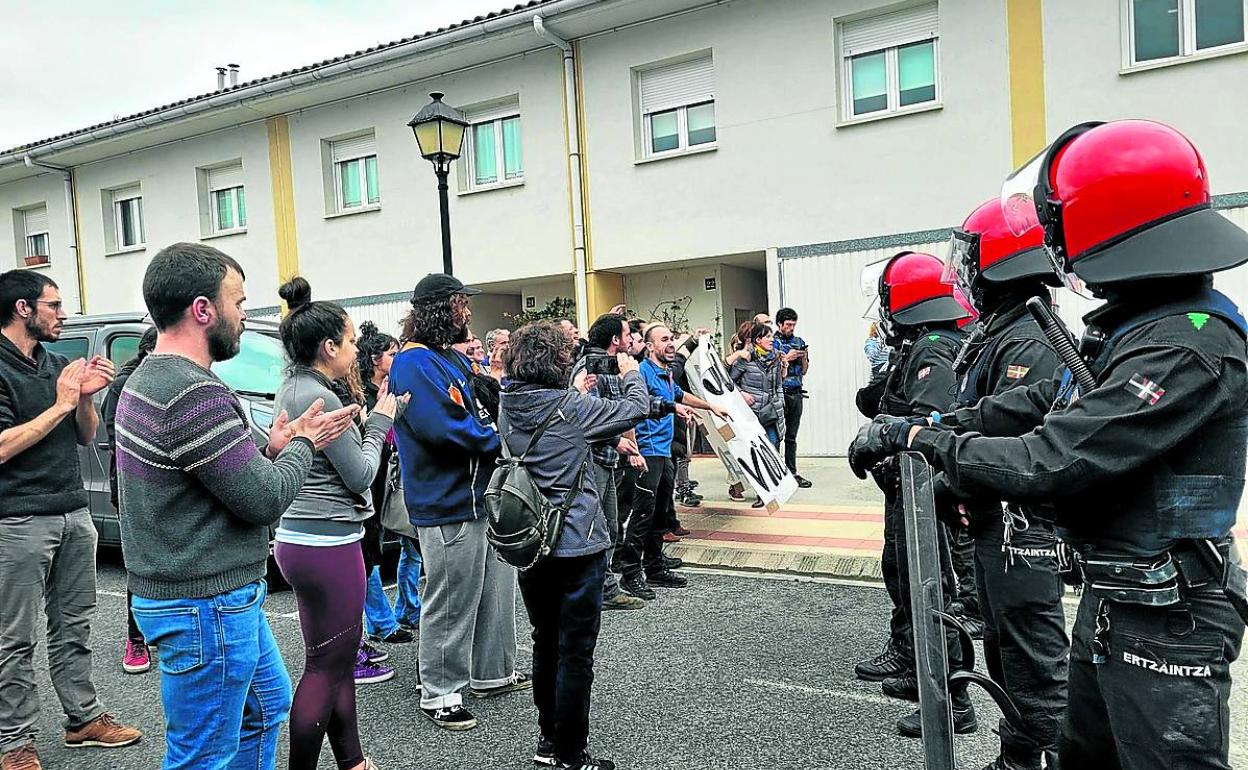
top-left (942, 229), bottom-right (977, 299)
top-left (1000, 149), bottom-right (1047, 238)
top-left (861, 259), bottom-right (889, 298)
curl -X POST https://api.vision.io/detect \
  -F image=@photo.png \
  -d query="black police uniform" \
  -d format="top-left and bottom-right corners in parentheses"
top-left (858, 326), bottom-right (963, 667)
top-left (946, 302), bottom-right (1070, 765)
top-left (911, 283), bottom-right (1247, 770)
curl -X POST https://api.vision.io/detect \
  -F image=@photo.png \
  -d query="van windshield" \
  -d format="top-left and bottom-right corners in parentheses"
top-left (215, 331), bottom-right (285, 399)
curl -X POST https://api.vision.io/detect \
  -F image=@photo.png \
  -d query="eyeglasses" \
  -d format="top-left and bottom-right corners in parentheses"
top-left (27, 300), bottom-right (63, 312)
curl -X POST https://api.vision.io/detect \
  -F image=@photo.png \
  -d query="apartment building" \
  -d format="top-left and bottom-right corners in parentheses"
top-left (1, 0), bottom-right (1246, 454)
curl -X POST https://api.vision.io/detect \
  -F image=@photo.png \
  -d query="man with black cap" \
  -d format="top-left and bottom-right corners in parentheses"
top-left (390, 274), bottom-right (530, 732)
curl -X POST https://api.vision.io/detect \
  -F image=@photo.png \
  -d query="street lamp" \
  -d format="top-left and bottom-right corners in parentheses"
top-left (408, 92), bottom-right (468, 275)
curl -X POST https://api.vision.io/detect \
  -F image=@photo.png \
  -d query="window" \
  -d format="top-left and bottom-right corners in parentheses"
top-left (23, 206), bottom-right (49, 262)
top-left (331, 134), bottom-right (379, 212)
top-left (208, 164), bottom-right (246, 233)
top-left (638, 54), bottom-right (716, 158)
top-left (465, 109), bottom-right (523, 189)
top-left (111, 186), bottom-right (144, 250)
top-left (840, 4), bottom-right (940, 120)
top-left (108, 334), bottom-right (141, 367)
top-left (44, 336), bottom-right (90, 361)
top-left (1128, 0), bottom-right (1246, 65)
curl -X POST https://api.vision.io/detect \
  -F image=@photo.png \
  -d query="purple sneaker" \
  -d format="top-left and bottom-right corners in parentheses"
top-left (354, 649), bottom-right (395, 685)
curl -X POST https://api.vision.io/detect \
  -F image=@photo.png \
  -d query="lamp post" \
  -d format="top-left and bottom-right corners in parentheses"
top-left (408, 92), bottom-right (469, 275)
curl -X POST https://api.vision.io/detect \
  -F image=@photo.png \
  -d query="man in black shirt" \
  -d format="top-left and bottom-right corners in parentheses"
top-left (0, 271), bottom-right (140, 769)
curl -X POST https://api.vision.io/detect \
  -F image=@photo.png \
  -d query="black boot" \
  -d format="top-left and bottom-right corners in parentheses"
top-left (881, 671), bottom-right (919, 701)
top-left (854, 640), bottom-right (910, 682)
top-left (896, 688), bottom-right (978, 737)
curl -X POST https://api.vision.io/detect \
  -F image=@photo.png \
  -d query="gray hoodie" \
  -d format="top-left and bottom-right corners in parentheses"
top-left (499, 371), bottom-right (649, 557)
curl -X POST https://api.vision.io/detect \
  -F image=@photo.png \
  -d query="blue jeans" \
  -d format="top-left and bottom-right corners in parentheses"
top-left (363, 566), bottom-right (399, 639)
top-left (394, 535), bottom-right (422, 628)
top-left (132, 580), bottom-right (292, 770)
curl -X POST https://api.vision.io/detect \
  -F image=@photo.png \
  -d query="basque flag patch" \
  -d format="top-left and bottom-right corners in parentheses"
top-left (1127, 373), bottom-right (1165, 405)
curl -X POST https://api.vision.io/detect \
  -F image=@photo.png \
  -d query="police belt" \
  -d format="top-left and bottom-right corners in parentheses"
top-left (1075, 540), bottom-right (1236, 607)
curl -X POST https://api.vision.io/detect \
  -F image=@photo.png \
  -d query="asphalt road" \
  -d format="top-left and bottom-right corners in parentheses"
top-left (26, 554), bottom-right (1247, 769)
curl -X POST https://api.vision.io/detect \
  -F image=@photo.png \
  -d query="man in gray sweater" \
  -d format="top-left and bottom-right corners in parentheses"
top-left (116, 243), bottom-right (357, 770)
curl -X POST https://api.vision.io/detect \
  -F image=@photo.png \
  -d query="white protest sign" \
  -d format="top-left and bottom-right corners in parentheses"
top-left (685, 336), bottom-right (797, 512)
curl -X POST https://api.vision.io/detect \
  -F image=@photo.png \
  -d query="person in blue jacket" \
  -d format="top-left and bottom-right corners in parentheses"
top-left (389, 274), bottom-right (529, 732)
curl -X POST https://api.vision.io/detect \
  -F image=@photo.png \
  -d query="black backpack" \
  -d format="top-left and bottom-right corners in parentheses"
top-left (485, 393), bottom-right (587, 570)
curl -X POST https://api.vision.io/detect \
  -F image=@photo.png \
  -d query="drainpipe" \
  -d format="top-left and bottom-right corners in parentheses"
top-left (534, 15), bottom-right (589, 332)
top-left (23, 155), bottom-right (85, 314)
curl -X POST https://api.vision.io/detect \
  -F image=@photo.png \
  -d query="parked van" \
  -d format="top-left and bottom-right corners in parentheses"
top-left (49, 313), bottom-right (283, 547)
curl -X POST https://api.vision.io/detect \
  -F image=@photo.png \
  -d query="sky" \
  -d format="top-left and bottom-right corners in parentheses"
top-left (0, 0), bottom-right (514, 150)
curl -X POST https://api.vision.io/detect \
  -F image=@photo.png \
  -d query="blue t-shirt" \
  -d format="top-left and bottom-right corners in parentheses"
top-left (635, 358), bottom-right (684, 457)
top-left (774, 333), bottom-right (808, 390)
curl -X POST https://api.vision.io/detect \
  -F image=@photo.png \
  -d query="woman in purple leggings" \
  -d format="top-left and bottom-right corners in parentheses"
top-left (273, 277), bottom-right (403, 770)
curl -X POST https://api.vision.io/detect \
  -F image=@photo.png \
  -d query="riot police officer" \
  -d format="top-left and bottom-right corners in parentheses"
top-left (940, 200), bottom-right (1070, 770)
top-left (849, 251), bottom-right (979, 736)
top-left (852, 119), bottom-right (1248, 769)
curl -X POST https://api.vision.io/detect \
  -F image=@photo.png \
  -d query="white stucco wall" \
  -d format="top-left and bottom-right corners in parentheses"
top-left (286, 47), bottom-right (573, 300)
top-left (72, 122), bottom-right (275, 314)
top-left (0, 173), bottom-right (83, 312)
top-left (1044, 5), bottom-right (1248, 194)
top-left (624, 265), bottom-right (723, 335)
top-left (579, 0), bottom-right (1014, 270)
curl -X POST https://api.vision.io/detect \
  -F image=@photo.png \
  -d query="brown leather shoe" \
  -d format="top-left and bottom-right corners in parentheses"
top-left (662, 531), bottom-right (681, 543)
top-left (63, 713), bottom-right (142, 749)
top-left (1, 744), bottom-right (41, 770)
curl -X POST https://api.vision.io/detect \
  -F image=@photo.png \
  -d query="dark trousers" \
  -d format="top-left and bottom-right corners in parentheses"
top-left (615, 466), bottom-right (640, 575)
top-left (519, 552), bottom-right (607, 764)
top-left (620, 457), bottom-right (673, 581)
top-left (881, 488), bottom-right (913, 661)
top-left (783, 389), bottom-right (804, 475)
top-left (1058, 587), bottom-right (1243, 770)
top-left (886, 483), bottom-right (964, 678)
top-left (950, 526), bottom-right (981, 619)
top-left (974, 514), bottom-right (1069, 760)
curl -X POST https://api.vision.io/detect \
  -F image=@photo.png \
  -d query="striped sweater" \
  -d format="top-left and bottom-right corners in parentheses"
top-left (116, 354), bottom-right (314, 600)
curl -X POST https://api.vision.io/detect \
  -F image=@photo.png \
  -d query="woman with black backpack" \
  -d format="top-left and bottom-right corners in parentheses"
top-left (498, 321), bottom-right (651, 770)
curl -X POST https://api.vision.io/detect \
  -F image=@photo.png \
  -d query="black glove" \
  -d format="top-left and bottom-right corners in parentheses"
top-left (848, 415), bottom-right (916, 480)
top-left (933, 472), bottom-right (968, 528)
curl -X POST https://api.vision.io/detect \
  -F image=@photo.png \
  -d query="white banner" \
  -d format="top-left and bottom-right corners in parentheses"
top-left (685, 336), bottom-right (797, 512)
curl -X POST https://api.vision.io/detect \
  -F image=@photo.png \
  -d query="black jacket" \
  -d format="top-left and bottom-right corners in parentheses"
top-left (914, 287), bottom-right (1248, 559)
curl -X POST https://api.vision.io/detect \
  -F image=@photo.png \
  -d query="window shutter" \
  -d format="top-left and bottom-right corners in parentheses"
top-left (332, 134), bottom-right (377, 162)
top-left (207, 164), bottom-right (243, 191)
top-left (112, 185), bottom-right (141, 203)
top-left (639, 55), bottom-right (715, 114)
top-left (842, 3), bottom-right (939, 57)
top-left (23, 206), bottom-right (48, 235)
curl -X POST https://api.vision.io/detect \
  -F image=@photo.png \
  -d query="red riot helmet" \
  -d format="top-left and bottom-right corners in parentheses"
top-left (943, 198), bottom-right (1056, 309)
top-left (953, 286), bottom-right (980, 329)
top-left (878, 251), bottom-right (971, 337)
top-left (1001, 120), bottom-right (1248, 288)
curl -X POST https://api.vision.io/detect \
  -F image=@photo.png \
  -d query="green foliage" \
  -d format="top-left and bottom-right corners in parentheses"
top-left (506, 296), bottom-right (577, 328)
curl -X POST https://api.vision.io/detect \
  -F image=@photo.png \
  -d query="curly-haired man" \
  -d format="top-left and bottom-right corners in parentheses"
top-left (389, 274), bottom-right (529, 732)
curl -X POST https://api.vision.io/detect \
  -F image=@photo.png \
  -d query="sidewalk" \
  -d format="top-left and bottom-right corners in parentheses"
top-left (670, 456), bottom-right (1248, 580)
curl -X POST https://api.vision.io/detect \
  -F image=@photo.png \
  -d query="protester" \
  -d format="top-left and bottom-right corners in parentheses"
top-left (102, 325), bottom-right (158, 675)
top-left (389, 273), bottom-right (529, 732)
top-left (272, 277), bottom-right (400, 770)
top-left (117, 243), bottom-right (357, 770)
top-left (501, 322), bottom-right (652, 770)
top-left (569, 313), bottom-right (673, 612)
top-left (669, 330), bottom-right (705, 512)
top-left (483, 328), bottom-right (510, 368)
top-left (356, 322), bottom-right (421, 646)
top-left (727, 322), bottom-right (786, 449)
top-left (773, 308), bottom-right (813, 488)
top-left (864, 321), bottom-right (890, 369)
top-left (619, 325), bottom-right (729, 600)
top-left (614, 319), bottom-right (650, 552)
top-left (0, 270), bottom-right (140, 770)
top-left (727, 322), bottom-right (787, 509)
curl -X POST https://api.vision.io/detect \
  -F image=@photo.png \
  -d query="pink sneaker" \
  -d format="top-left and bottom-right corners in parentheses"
top-left (122, 639), bottom-right (150, 674)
